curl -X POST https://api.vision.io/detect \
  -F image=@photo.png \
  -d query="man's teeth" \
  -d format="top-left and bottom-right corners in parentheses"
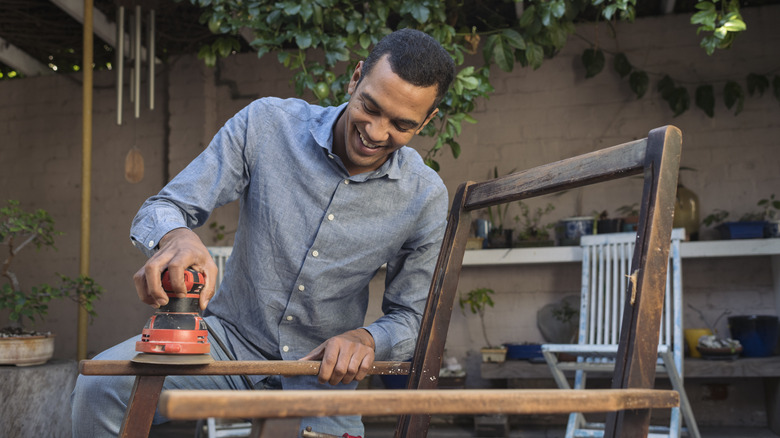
top-left (360, 132), bottom-right (381, 149)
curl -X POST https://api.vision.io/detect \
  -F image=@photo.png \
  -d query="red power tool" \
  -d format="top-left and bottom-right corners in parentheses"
top-left (132, 268), bottom-right (213, 365)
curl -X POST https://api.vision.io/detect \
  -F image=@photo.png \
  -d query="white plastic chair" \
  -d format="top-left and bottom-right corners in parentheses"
top-left (542, 228), bottom-right (700, 438)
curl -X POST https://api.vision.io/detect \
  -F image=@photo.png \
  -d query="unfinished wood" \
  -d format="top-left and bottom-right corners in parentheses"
top-left (119, 375), bottom-right (165, 438)
top-left (79, 360), bottom-right (410, 376)
top-left (463, 138), bottom-right (647, 211)
top-left (158, 388), bottom-right (679, 420)
top-left (396, 182), bottom-right (474, 438)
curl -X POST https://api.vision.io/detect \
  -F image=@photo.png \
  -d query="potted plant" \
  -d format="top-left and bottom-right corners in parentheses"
top-left (702, 207), bottom-right (765, 240)
top-left (459, 287), bottom-right (507, 363)
top-left (596, 210), bottom-right (623, 234)
top-left (759, 194), bottom-right (780, 238)
top-left (616, 203), bottom-right (640, 232)
top-left (1, 200), bottom-right (103, 366)
top-left (484, 167), bottom-right (516, 249)
top-left (514, 202), bottom-right (556, 247)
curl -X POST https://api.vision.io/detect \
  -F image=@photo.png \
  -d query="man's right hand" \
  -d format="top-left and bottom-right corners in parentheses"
top-left (132, 228), bottom-right (218, 311)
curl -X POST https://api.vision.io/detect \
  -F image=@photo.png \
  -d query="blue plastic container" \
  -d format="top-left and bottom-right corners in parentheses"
top-left (728, 315), bottom-right (779, 357)
top-left (504, 343), bottom-right (543, 360)
top-left (717, 221), bottom-right (767, 239)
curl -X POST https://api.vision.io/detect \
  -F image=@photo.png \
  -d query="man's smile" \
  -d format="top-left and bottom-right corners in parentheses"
top-left (359, 131), bottom-right (383, 150)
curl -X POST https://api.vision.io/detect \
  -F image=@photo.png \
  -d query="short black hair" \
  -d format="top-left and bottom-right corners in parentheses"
top-left (359, 28), bottom-right (455, 113)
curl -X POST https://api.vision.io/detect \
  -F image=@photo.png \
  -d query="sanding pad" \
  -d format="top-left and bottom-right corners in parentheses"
top-left (131, 353), bottom-right (214, 365)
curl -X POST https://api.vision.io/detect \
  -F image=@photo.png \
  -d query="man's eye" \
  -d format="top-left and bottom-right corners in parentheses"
top-left (362, 103), bottom-right (378, 115)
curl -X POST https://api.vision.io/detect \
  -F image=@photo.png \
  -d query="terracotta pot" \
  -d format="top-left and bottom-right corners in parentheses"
top-left (0, 334), bottom-right (55, 366)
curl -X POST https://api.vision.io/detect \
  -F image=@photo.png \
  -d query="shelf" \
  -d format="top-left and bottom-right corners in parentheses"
top-left (481, 356), bottom-right (780, 380)
top-left (462, 238), bottom-right (780, 266)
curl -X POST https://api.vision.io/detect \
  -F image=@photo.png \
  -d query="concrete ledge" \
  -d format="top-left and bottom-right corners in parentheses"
top-left (0, 359), bottom-right (77, 437)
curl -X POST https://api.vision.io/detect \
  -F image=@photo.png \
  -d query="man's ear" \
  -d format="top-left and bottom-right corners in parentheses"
top-left (415, 108), bottom-right (439, 135)
top-left (347, 61), bottom-right (364, 95)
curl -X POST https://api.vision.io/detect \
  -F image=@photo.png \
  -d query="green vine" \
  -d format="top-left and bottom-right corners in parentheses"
top-left (183, 0), bottom-right (765, 168)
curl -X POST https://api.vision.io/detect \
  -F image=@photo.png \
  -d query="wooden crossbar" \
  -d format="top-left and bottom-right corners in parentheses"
top-left (79, 360), bottom-right (410, 376)
top-left (158, 388), bottom-right (680, 420)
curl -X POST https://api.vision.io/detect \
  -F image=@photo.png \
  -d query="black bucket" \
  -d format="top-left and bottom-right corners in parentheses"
top-left (728, 315), bottom-right (779, 357)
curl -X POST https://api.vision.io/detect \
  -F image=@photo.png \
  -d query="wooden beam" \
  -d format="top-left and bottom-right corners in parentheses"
top-left (0, 37), bottom-right (52, 76)
top-left (158, 388), bottom-right (680, 420)
top-left (79, 359), bottom-right (411, 376)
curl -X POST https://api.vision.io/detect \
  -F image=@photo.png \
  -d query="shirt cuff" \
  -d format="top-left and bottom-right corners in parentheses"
top-left (130, 225), bottom-right (188, 258)
top-left (362, 325), bottom-right (393, 361)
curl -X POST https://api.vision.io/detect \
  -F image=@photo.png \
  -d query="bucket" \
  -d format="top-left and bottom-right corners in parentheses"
top-left (728, 315), bottom-right (779, 357)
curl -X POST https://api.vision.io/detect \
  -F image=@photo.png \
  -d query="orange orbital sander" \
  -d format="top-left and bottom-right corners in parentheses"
top-left (132, 268), bottom-right (214, 365)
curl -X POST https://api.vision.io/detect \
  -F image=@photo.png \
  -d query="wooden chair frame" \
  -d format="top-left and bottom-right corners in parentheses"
top-left (81, 125), bottom-right (683, 438)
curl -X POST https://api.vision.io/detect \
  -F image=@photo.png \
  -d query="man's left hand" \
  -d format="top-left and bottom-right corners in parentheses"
top-left (299, 328), bottom-right (375, 385)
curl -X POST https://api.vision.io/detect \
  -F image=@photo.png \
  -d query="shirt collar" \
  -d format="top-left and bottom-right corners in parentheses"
top-left (311, 102), bottom-right (403, 181)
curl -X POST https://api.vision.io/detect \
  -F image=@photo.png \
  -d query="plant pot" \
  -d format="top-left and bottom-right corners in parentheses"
top-left (481, 346), bottom-right (507, 363)
top-left (684, 328), bottom-right (713, 358)
top-left (728, 315), bottom-right (779, 357)
top-left (717, 221), bottom-right (767, 239)
top-left (555, 217), bottom-right (595, 246)
top-left (486, 229), bottom-right (513, 249)
top-left (622, 216), bottom-right (639, 232)
top-left (597, 218), bottom-right (623, 234)
top-left (504, 343), bottom-right (543, 361)
top-left (0, 334), bottom-right (55, 366)
top-left (765, 220), bottom-right (780, 238)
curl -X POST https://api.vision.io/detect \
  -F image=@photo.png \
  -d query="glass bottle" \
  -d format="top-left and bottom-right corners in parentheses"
top-left (674, 182), bottom-right (700, 240)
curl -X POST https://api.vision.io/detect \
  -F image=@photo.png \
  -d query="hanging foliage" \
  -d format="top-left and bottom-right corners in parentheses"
top-left (180, 0), bottom-right (771, 168)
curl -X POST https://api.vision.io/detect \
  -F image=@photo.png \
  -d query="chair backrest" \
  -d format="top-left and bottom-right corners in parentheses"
top-left (395, 126), bottom-right (683, 438)
top-left (579, 228), bottom-right (685, 373)
top-left (207, 246), bottom-right (231, 288)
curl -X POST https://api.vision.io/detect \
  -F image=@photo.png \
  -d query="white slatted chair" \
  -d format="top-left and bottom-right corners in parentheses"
top-left (542, 228), bottom-right (700, 438)
top-left (207, 246), bottom-right (232, 289)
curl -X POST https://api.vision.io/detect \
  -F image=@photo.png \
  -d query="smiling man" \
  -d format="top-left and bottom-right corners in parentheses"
top-left (71, 29), bottom-right (455, 437)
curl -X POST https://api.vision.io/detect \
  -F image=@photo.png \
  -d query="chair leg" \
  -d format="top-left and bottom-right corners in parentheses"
top-left (661, 352), bottom-right (701, 438)
top-left (119, 375), bottom-right (166, 438)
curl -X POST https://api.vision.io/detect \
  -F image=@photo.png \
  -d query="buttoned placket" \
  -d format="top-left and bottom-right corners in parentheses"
top-left (279, 176), bottom-right (350, 358)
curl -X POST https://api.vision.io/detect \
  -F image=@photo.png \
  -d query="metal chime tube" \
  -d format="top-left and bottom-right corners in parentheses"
top-left (116, 6), bottom-right (124, 125)
top-left (128, 9), bottom-right (134, 103)
top-left (134, 5), bottom-right (141, 118)
top-left (149, 9), bottom-right (155, 110)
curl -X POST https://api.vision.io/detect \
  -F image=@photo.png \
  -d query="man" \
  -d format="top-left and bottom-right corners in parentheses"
top-left (71, 28), bottom-right (455, 437)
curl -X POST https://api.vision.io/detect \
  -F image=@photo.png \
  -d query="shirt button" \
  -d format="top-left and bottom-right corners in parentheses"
top-left (312, 250), bottom-right (319, 257)
top-left (328, 154), bottom-right (334, 159)
top-left (298, 284), bottom-right (305, 291)
top-left (282, 345), bottom-right (290, 352)
top-left (327, 214), bottom-right (335, 221)
top-left (148, 240), bottom-right (154, 248)
top-left (286, 315), bottom-right (293, 321)
top-left (344, 180), bottom-right (350, 185)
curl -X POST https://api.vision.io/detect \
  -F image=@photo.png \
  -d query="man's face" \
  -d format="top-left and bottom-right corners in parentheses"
top-left (333, 55), bottom-right (439, 176)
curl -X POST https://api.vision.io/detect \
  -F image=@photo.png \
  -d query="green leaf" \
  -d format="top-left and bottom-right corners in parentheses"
top-left (746, 73), bottom-right (769, 97)
top-left (582, 48), bottom-right (605, 79)
top-left (774, 75), bottom-right (780, 103)
top-left (613, 53), bottom-right (632, 78)
top-left (424, 158), bottom-right (440, 172)
top-left (409, 4), bottom-right (430, 24)
top-left (695, 84), bottom-right (715, 117)
top-left (449, 140), bottom-right (462, 159)
top-left (657, 75), bottom-right (676, 100)
top-left (629, 70), bottom-right (648, 98)
top-left (724, 80), bottom-right (745, 115)
top-left (669, 87), bottom-right (690, 117)
top-left (295, 33), bottom-right (313, 49)
top-left (501, 29), bottom-right (526, 50)
top-left (492, 35), bottom-right (514, 72)
top-left (519, 5), bottom-right (536, 28)
top-left (524, 43), bottom-right (544, 70)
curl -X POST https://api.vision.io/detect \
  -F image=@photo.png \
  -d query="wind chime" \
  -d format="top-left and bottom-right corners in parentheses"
top-left (115, 0), bottom-right (157, 182)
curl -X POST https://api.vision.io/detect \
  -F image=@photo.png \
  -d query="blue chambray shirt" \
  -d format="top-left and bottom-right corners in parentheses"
top-left (130, 97), bottom-right (448, 431)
